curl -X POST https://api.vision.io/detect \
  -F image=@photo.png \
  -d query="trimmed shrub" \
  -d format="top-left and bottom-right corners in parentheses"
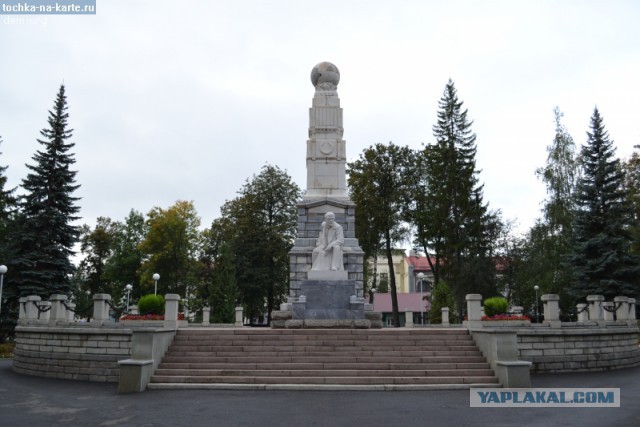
top-left (137, 294), bottom-right (165, 315)
top-left (483, 296), bottom-right (509, 317)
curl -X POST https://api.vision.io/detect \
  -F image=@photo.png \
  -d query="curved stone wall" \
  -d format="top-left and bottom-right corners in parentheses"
top-left (516, 326), bottom-right (640, 373)
top-left (13, 326), bottom-right (132, 382)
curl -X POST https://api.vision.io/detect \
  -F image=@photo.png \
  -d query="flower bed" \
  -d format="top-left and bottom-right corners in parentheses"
top-left (481, 314), bottom-right (531, 327)
top-left (120, 313), bottom-right (185, 321)
top-left (481, 314), bottom-right (530, 321)
top-left (119, 313), bottom-right (187, 328)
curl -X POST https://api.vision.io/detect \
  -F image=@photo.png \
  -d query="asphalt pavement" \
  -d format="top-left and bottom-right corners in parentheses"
top-left (1, 359), bottom-right (639, 427)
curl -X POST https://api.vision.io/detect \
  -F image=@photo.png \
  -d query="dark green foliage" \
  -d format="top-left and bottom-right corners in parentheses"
top-left (75, 217), bottom-right (119, 296)
top-left (207, 238), bottom-right (237, 323)
top-left (137, 294), bottom-right (165, 315)
top-left (412, 80), bottom-right (501, 315)
top-left (429, 280), bottom-right (456, 324)
top-left (508, 108), bottom-right (578, 313)
top-left (103, 210), bottom-right (147, 301)
top-left (11, 85), bottom-right (80, 297)
top-left (622, 146), bottom-right (640, 256)
top-left (483, 296), bottom-right (509, 317)
top-left (348, 143), bottom-right (417, 327)
top-left (569, 108), bottom-right (640, 300)
top-left (217, 165), bottom-right (300, 324)
top-left (0, 136), bottom-right (18, 342)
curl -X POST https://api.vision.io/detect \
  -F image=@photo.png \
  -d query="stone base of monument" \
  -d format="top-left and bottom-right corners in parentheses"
top-left (271, 280), bottom-right (382, 329)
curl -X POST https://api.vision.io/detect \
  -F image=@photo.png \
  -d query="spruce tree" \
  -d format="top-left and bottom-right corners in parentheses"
top-left (414, 80), bottom-right (500, 315)
top-left (570, 108), bottom-right (639, 300)
top-left (13, 85), bottom-right (81, 297)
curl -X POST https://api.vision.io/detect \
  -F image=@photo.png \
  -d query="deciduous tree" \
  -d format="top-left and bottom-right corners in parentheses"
top-left (348, 143), bottom-right (416, 327)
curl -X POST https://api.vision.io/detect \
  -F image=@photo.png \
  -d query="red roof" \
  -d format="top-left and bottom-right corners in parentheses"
top-left (373, 292), bottom-right (431, 313)
top-left (405, 256), bottom-right (436, 271)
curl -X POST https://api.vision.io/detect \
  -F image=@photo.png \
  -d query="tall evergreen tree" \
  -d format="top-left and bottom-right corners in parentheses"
top-left (12, 85), bottom-right (81, 297)
top-left (569, 108), bottom-right (639, 300)
top-left (0, 136), bottom-right (17, 263)
top-left (413, 80), bottom-right (500, 316)
top-left (622, 146), bottom-right (640, 256)
top-left (0, 136), bottom-right (18, 341)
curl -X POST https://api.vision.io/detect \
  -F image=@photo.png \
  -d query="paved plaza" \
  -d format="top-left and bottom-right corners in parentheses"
top-left (1, 359), bottom-right (639, 427)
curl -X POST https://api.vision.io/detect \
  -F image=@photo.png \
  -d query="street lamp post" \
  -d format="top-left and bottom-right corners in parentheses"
top-left (125, 284), bottom-right (133, 313)
top-left (0, 265), bottom-right (7, 318)
top-left (534, 285), bottom-right (540, 323)
top-left (153, 273), bottom-right (160, 295)
top-left (417, 272), bottom-right (425, 325)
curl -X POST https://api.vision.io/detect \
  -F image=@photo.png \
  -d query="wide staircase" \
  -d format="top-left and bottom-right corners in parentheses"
top-left (147, 328), bottom-right (499, 390)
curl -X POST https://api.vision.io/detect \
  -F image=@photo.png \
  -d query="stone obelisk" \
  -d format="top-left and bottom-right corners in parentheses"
top-left (272, 62), bottom-right (380, 329)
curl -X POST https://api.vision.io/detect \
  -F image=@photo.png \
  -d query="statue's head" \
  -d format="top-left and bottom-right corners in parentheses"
top-left (325, 212), bottom-right (335, 227)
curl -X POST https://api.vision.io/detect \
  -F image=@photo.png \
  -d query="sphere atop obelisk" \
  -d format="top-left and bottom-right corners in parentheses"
top-left (310, 62), bottom-right (340, 88)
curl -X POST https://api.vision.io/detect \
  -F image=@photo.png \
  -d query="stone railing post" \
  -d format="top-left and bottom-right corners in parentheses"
top-left (603, 302), bottom-right (615, 322)
top-left (441, 307), bottom-right (450, 326)
top-left (163, 294), bottom-right (180, 329)
top-left (577, 303), bottom-right (589, 322)
top-left (627, 298), bottom-right (637, 327)
top-left (67, 302), bottom-right (76, 321)
top-left (37, 301), bottom-right (51, 322)
top-left (235, 305), bottom-right (243, 327)
top-left (25, 295), bottom-right (41, 322)
top-left (541, 294), bottom-right (561, 328)
top-left (18, 296), bottom-right (28, 323)
top-left (92, 294), bottom-right (112, 325)
top-left (202, 306), bottom-right (210, 326)
top-left (614, 296), bottom-right (629, 321)
top-left (587, 295), bottom-right (605, 324)
top-left (405, 311), bottom-right (414, 327)
top-left (465, 294), bottom-right (483, 328)
top-left (49, 294), bottom-right (68, 325)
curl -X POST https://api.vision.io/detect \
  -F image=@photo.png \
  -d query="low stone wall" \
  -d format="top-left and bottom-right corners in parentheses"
top-left (13, 326), bottom-right (132, 382)
top-left (515, 324), bottom-right (640, 373)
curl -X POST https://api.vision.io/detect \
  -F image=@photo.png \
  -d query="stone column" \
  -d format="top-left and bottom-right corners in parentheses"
top-left (202, 306), bottom-right (210, 326)
top-left (614, 296), bottom-right (629, 321)
top-left (38, 301), bottom-right (51, 322)
top-left (541, 294), bottom-right (561, 328)
top-left (441, 307), bottom-right (450, 326)
top-left (25, 295), bottom-right (41, 322)
top-left (92, 294), bottom-right (112, 325)
top-left (587, 295), bottom-right (605, 323)
top-left (163, 294), bottom-right (180, 329)
top-left (577, 303), bottom-right (589, 322)
top-left (235, 306), bottom-right (244, 327)
top-left (405, 311), bottom-right (414, 327)
top-left (603, 302), bottom-right (615, 321)
top-left (49, 294), bottom-right (68, 325)
top-left (67, 302), bottom-right (76, 321)
top-left (465, 294), bottom-right (483, 328)
top-left (18, 297), bottom-right (27, 323)
top-left (627, 298), bottom-right (637, 326)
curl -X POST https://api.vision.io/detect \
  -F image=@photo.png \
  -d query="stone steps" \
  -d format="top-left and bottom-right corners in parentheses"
top-left (149, 328), bottom-right (499, 389)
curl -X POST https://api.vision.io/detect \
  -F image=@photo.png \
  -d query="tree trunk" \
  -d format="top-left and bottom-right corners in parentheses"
top-left (385, 229), bottom-right (400, 327)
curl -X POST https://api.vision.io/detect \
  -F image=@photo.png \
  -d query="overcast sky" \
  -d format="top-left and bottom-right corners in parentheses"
top-left (1, 0), bottom-right (639, 240)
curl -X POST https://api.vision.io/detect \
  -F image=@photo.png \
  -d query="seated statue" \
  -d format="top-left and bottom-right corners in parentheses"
top-left (311, 212), bottom-right (344, 271)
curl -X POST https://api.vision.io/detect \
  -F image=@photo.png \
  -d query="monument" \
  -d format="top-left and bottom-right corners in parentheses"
top-left (272, 62), bottom-right (382, 328)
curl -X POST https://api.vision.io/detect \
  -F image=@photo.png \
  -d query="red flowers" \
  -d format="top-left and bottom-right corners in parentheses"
top-left (120, 313), bottom-right (186, 321)
top-left (482, 314), bottom-right (530, 321)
